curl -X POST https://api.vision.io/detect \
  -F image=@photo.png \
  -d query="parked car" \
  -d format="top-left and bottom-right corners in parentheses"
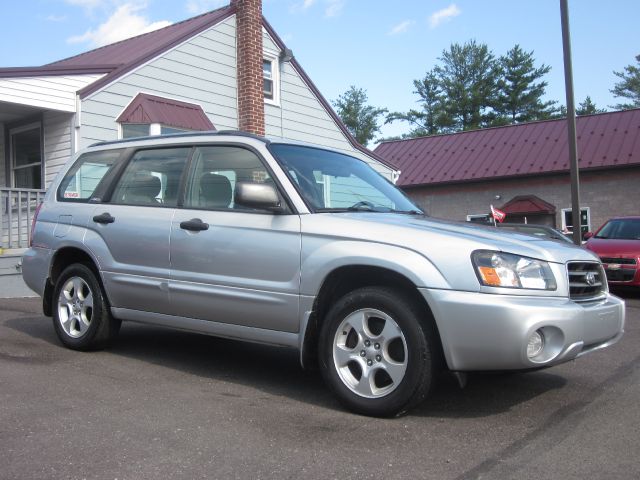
top-left (495, 223), bottom-right (574, 243)
top-left (585, 216), bottom-right (640, 287)
top-left (22, 132), bottom-right (625, 417)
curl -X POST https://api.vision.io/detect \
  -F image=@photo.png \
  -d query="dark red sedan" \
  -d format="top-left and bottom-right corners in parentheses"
top-left (585, 216), bottom-right (640, 287)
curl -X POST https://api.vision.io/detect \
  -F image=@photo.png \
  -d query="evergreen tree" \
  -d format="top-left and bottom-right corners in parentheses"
top-left (386, 72), bottom-right (444, 137)
top-left (435, 40), bottom-right (500, 131)
top-left (610, 54), bottom-right (640, 110)
top-left (494, 45), bottom-right (557, 123)
top-left (576, 96), bottom-right (606, 115)
top-left (332, 86), bottom-right (387, 146)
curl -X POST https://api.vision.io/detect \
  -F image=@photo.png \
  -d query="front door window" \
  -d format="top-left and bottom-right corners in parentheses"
top-left (10, 123), bottom-right (42, 189)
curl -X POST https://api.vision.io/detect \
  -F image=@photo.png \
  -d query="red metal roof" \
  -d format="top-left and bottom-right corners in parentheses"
top-left (374, 108), bottom-right (640, 187)
top-left (116, 93), bottom-right (215, 130)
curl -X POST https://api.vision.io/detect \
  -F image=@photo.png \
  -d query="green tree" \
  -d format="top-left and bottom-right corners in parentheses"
top-left (494, 45), bottom-right (557, 123)
top-left (333, 86), bottom-right (387, 146)
top-left (435, 40), bottom-right (500, 131)
top-left (576, 96), bottom-right (606, 115)
top-left (610, 54), bottom-right (640, 110)
top-left (386, 72), bottom-right (444, 137)
top-left (387, 41), bottom-right (500, 137)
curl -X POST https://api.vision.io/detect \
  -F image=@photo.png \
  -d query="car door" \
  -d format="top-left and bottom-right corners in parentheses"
top-left (169, 145), bottom-right (301, 332)
top-left (84, 146), bottom-right (191, 313)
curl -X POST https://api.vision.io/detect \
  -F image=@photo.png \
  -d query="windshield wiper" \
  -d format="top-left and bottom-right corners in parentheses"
top-left (316, 206), bottom-right (386, 213)
top-left (316, 207), bottom-right (423, 215)
top-left (388, 209), bottom-right (423, 215)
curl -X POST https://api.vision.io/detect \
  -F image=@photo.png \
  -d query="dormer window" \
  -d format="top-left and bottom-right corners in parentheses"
top-left (116, 93), bottom-right (215, 139)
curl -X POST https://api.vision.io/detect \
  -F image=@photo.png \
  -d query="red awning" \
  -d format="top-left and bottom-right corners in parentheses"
top-left (116, 93), bottom-right (214, 131)
top-left (499, 195), bottom-right (556, 215)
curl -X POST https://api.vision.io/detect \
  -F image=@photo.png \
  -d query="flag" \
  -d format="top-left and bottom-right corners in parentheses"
top-left (491, 205), bottom-right (506, 223)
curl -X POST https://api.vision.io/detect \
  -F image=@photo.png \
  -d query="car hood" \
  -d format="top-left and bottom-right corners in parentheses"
top-left (585, 238), bottom-right (640, 257)
top-left (302, 213), bottom-right (599, 293)
top-left (304, 213), bottom-right (599, 264)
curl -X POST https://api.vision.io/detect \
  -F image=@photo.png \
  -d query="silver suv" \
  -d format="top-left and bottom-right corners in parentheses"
top-left (22, 132), bottom-right (625, 417)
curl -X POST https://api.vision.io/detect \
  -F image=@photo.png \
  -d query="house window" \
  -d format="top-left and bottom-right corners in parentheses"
top-left (121, 124), bottom-right (151, 139)
top-left (263, 52), bottom-right (280, 106)
top-left (10, 122), bottom-right (42, 189)
top-left (121, 123), bottom-right (189, 139)
top-left (561, 207), bottom-right (590, 235)
top-left (467, 214), bottom-right (491, 224)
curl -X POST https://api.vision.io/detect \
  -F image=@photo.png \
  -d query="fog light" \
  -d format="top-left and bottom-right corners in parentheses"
top-left (527, 330), bottom-right (545, 358)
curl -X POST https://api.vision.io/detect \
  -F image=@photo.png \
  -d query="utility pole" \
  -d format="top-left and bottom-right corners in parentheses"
top-left (560, 0), bottom-right (582, 245)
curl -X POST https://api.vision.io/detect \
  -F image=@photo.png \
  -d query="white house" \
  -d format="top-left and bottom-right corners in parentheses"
top-left (0, 0), bottom-right (397, 251)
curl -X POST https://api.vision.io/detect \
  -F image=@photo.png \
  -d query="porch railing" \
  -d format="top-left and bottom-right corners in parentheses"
top-left (1, 188), bottom-right (46, 250)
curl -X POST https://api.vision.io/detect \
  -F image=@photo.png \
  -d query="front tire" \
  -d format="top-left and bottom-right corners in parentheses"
top-left (52, 263), bottom-right (120, 350)
top-left (319, 287), bottom-right (437, 417)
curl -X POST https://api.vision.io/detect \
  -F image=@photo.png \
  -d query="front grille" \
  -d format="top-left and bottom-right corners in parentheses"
top-left (599, 257), bottom-right (637, 265)
top-left (567, 262), bottom-right (607, 301)
top-left (605, 268), bottom-right (637, 282)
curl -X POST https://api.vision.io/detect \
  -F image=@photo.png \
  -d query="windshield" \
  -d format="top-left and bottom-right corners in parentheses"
top-left (270, 144), bottom-right (421, 213)
top-left (595, 218), bottom-right (640, 240)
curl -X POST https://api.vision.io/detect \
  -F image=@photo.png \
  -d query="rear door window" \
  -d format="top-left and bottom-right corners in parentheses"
top-left (110, 148), bottom-right (191, 207)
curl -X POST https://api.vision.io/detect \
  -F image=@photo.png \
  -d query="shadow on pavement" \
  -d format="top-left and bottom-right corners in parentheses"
top-left (610, 286), bottom-right (640, 301)
top-left (5, 301), bottom-right (571, 418)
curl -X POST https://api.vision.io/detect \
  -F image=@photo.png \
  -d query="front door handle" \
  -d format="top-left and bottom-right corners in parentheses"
top-left (93, 212), bottom-right (115, 224)
top-left (180, 218), bottom-right (209, 232)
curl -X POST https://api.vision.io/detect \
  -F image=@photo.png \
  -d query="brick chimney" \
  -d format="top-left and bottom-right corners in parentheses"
top-left (231, 0), bottom-right (265, 136)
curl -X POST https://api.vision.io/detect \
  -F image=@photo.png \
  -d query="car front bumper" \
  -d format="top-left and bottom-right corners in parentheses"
top-left (419, 288), bottom-right (625, 371)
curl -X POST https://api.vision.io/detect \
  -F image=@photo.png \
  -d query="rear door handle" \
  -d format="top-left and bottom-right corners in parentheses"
top-left (180, 218), bottom-right (209, 232)
top-left (93, 212), bottom-right (115, 224)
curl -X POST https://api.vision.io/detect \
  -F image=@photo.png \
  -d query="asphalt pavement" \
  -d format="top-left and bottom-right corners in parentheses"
top-left (1, 289), bottom-right (639, 480)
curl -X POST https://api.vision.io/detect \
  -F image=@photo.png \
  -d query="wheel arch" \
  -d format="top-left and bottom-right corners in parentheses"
top-left (299, 264), bottom-right (445, 370)
top-left (45, 246), bottom-right (109, 316)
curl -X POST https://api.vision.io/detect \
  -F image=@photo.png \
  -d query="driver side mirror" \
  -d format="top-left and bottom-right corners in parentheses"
top-left (235, 182), bottom-right (284, 213)
top-left (583, 231), bottom-right (594, 240)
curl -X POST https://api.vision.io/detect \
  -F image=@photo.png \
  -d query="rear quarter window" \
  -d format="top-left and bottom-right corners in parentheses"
top-left (57, 150), bottom-right (123, 202)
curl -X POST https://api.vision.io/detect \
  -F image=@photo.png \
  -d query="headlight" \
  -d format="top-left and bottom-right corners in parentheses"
top-left (472, 251), bottom-right (557, 290)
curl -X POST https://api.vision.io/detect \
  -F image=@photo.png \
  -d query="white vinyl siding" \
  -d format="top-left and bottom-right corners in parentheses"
top-left (0, 75), bottom-right (102, 113)
top-left (75, 15), bottom-right (392, 178)
top-left (43, 111), bottom-right (74, 188)
top-left (261, 33), bottom-right (392, 177)
top-left (0, 125), bottom-right (5, 187)
top-left (79, 16), bottom-right (238, 149)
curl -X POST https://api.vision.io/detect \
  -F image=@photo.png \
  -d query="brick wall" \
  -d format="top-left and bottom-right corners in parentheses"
top-left (403, 167), bottom-right (640, 232)
top-left (232, 0), bottom-right (265, 136)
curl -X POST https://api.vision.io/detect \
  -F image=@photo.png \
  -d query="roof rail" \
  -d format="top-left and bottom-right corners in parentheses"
top-left (89, 130), bottom-right (269, 148)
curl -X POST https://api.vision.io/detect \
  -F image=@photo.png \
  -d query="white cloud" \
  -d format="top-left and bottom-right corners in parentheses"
top-left (428, 3), bottom-right (461, 29)
top-left (67, 3), bottom-right (172, 47)
top-left (186, 0), bottom-right (227, 15)
top-left (325, 0), bottom-right (344, 18)
top-left (388, 20), bottom-right (414, 36)
top-left (64, 0), bottom-right (108, 11)
top-left (46, 14), bottom-right (68, 22)
top-left (290, 0), bottom-right (317, 14)
top-left (290, 0), bottom-right (343, 18)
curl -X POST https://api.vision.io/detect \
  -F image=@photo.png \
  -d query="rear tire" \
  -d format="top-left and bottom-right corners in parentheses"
top-left (318, 287), bottom-right (437, 417)
top-left (52, 263), bottom-right (120, 350)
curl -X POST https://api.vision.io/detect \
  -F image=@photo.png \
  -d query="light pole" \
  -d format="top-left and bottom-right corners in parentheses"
top-left (560, 0), bottom-right (582, 245)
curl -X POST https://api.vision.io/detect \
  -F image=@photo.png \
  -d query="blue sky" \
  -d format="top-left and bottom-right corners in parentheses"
top-left (1, 0), bottom-right (639, 139)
